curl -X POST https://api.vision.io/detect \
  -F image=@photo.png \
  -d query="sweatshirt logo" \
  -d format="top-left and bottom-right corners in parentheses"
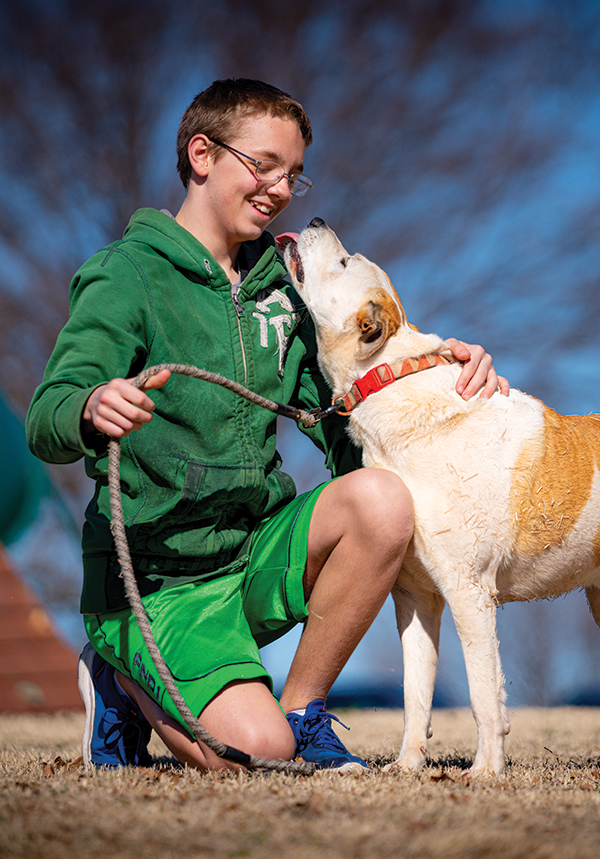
top-left (253, 288), bottom-right (300, 374)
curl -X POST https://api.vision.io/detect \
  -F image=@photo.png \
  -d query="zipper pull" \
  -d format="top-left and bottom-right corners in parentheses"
top-left (232, 292), bottom-right (245, 317)
top-left (231, 282), bottom-right (245, 317)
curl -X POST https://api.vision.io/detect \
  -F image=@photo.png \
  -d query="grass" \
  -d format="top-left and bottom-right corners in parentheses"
top-left (1, 707), bottom-right (600, 858)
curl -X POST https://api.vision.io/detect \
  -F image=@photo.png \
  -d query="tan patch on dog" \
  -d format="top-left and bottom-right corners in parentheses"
top-left (356, 286), bottom-right (405, 334)
top-left (510, 406), bottom-right (600, 558)
top-left (383, 274), bottom-right (420, 330)
top-left (355, 287), bottom-right (404, 358)
top-left (594, 515), bottom-right (600, 568)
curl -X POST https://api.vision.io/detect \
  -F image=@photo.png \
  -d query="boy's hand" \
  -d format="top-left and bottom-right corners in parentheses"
top-left (445, 338), bottom-right (509, 401)
top-left (82, 369), bottom-right (171, 438)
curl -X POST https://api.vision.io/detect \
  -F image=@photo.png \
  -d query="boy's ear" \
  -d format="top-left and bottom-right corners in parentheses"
top-left (188, 135), bottom-right (212, 178)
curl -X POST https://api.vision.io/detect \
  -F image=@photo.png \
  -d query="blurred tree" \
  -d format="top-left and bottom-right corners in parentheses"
top-left (2, 0), bottom-right (599, 421)
top-left (0, 0), bottom-right (186, 406)
top-left (0, 0), bottom-right (203, 504)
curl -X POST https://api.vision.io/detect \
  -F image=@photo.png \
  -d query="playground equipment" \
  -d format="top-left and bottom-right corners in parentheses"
top-left (0, 389), bottom-right (81, 712)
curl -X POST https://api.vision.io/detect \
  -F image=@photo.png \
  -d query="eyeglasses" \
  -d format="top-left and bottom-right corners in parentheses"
top-left (207, 137), bottom-right (313, 197)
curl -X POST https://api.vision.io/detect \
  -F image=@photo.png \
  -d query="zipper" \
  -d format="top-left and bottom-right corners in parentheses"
top-left (231, 278), bottom-right (248, 386)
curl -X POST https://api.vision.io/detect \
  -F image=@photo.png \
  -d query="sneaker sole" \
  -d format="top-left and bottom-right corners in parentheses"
top-left (311, 760), bottom-right (369, 775)
top-left (77, 642), bottom-right (97, 770)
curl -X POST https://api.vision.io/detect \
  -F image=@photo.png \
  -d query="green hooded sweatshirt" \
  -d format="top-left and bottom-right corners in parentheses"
top-left (26, 209), bottom-right (359, 613)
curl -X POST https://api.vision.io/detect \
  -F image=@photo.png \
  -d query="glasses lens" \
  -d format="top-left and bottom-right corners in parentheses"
top-left (289, 175), bottom-right (312, 197)
top-left (253, 159), bottom-right (313, 197)
top-left (254, 160), bottom-right (283, 182)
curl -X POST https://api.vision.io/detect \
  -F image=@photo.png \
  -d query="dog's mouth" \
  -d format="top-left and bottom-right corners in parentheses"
top-left (288, 243), bottom-right (304, 285)
top-left (276, 232), bottom-right (304, 284)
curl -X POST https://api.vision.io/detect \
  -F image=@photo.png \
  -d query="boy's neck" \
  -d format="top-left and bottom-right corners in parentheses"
top-left (175, 197), bottom-right (241, 283)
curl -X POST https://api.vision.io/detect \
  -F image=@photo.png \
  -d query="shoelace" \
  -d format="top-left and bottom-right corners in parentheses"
top-left (100, 705), bottom-right (148, 759)
top-left (296, 708), bottom-right (350, 754)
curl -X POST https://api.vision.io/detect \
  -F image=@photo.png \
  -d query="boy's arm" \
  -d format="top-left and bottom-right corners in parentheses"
top-left (26, 255), bottom-right (153, 463)
top-left (291, 349), bottom-right (363, 477)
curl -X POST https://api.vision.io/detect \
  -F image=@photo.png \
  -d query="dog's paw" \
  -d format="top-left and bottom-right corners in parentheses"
top-left (382, 750), bottom-right (426, 774)
top-left (462, 761), bottom-right (505, 780)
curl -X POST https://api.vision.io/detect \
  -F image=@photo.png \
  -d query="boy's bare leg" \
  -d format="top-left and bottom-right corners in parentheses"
top-left (116, 673), bottom-right (294, 770)
top-left (278, 467), bottom-right (413, 713)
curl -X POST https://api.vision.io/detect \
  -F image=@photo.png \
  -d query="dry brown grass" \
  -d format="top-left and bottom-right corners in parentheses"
top-left (1, 707), bottom-right (600, 858)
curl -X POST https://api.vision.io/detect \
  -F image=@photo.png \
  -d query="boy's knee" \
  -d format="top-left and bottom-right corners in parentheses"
top-left (347, 468), bottom-right (414, 546)
top-left (241, 720), bottom-right (295, 762)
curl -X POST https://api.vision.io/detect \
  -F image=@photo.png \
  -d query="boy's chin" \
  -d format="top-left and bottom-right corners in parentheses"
top-left (244, 218), bottom-right (275, 239)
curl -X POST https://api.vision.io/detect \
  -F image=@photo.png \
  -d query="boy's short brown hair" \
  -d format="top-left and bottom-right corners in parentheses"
top-left (176, 78), bottom-right (313, 189)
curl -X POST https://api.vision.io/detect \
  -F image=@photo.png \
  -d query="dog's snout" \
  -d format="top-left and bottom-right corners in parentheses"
top-left (308, 217), bottom-right (327, 229)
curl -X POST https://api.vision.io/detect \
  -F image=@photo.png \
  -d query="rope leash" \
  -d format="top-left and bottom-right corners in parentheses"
top-left (107, 363), bottom-right (340, 775)
top-left (130, 363), bottom-right (342, 428)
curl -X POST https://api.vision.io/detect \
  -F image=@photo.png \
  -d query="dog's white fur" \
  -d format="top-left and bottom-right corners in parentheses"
top-left (285, 220), bottom-right (600, 774)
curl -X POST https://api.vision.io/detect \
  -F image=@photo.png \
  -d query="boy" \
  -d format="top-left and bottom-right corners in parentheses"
top-left (26, 79), bottom-right (505, 772)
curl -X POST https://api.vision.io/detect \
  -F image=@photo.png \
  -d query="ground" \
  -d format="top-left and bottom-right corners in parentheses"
top-left (1, 707), bottom-right (600, 858)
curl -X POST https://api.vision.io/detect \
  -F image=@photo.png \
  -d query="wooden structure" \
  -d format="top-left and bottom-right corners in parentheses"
top-left (0, 544), bottom-right (83, 712)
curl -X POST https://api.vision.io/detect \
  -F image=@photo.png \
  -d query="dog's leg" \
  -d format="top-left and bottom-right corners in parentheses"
top-left (585, 583), bottom-right (600, 629)
top-left (386, 581), bottom-right (445, 771)
top-left (446, 581), bottom-right (509, 775)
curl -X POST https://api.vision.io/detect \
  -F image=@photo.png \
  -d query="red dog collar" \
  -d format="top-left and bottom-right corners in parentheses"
top-left (334, 354), bottom-right (454, 415)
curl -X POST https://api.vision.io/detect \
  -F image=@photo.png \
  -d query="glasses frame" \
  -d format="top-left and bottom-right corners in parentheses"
top-left (206, 137), bottom-right (312, 197)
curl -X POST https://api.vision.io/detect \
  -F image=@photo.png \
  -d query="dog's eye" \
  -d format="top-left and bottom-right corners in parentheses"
top-left (340, 257), bottom-right (349, 268)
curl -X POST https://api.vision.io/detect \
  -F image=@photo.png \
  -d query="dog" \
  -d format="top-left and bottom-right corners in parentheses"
top-left (280, 217), bottom-right (600, 775)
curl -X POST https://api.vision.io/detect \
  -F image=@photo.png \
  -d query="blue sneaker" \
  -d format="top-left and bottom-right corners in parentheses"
top-left (287, 699), bottom-right (369, 774)
top-left (78, 642), bottom-right (153, 768)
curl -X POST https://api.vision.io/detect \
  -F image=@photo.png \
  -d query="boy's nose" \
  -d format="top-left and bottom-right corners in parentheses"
top-left (268, 175), bottom-right (293, 200)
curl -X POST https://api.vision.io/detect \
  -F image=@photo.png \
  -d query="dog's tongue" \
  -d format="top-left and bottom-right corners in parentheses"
top-left (275, 232), bottom-right (299, 251)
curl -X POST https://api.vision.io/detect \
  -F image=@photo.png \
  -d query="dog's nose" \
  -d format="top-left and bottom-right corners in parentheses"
top-left (308, 217), bottom-right (327, 228)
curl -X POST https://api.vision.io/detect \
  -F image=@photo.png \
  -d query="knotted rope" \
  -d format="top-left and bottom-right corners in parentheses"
top-left (108, 364), bottom-right (322, 774)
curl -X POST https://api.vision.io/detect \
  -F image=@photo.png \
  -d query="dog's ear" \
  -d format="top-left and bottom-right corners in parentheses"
top-left (355, 288), bottom-right (403, 360)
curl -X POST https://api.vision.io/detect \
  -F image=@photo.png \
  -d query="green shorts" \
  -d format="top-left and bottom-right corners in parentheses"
top-left (84, 481), bottom-right (331, 736)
